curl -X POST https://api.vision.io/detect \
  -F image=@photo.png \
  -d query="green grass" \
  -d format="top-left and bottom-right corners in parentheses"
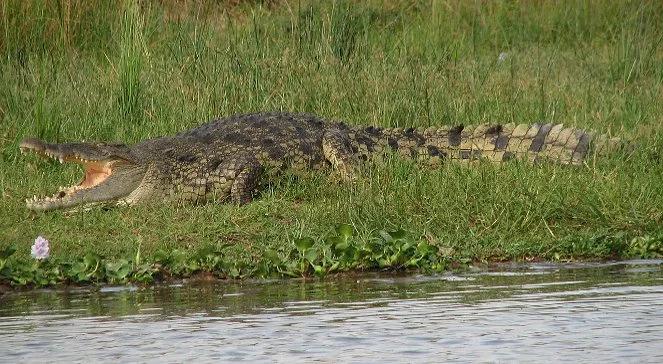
top-left (1, 0), bottom-right (663, 285)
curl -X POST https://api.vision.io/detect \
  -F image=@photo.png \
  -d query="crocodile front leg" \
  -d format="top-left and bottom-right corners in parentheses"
top-left (171, 155), bottom-right (262, 205)
top-left (229, 159), bottom-right (263, 205)
top-left (322, 127), bottom-right (357, 181)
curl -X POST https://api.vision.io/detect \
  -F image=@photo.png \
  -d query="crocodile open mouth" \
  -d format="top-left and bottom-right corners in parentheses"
top-left (20, 139), bottom-right (114, 210)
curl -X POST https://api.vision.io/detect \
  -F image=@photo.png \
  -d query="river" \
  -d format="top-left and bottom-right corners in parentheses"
top-left (1, 260), bottom-right (662, 363)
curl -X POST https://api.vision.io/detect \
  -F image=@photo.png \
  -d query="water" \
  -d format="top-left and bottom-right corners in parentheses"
top-left (1, 260), bottom-right (662, 363)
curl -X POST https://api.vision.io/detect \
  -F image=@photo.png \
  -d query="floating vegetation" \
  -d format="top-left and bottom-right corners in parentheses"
top-left (1, 227), bottom-right (662, 288)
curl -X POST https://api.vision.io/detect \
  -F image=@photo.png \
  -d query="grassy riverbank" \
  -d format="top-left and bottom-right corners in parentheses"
top-left (1, 0), bottom-right (663, 286)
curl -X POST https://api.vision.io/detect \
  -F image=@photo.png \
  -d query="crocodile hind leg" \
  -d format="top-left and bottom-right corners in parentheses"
top-left (322, 127), bottom-right (357, 181)
top-left (229, 160), bottom-right (263, 205)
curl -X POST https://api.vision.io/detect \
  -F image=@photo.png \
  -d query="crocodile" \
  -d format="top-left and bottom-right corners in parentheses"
top-left (19, 112), bottom-right (622, 211)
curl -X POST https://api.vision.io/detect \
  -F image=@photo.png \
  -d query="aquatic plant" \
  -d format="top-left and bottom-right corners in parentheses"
top-left (30, 236), bottom-right (50, 260)
top-left (1, 226), bottom-right (658, 288)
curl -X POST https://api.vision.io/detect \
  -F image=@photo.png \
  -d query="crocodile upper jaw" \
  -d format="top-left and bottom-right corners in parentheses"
top-left (20, 138), bottom-right (143, 211)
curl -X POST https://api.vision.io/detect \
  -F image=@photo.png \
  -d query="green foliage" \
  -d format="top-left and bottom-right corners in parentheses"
top-left (627, 235), bottom-right (663, 259)
top-left (0, 225), bottom-right (451, 287)
top-left (0, 246), bottom-right (17, 278)
top-left (67, 253), bottom-right (103, 283)
top-left (1, 226), bottom-right (661, 288)
top-left (260, 224), bottom-right (447, 278)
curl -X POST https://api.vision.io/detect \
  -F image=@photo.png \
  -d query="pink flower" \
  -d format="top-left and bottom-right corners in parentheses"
top-left (31, 236), bottom-right (50, 260)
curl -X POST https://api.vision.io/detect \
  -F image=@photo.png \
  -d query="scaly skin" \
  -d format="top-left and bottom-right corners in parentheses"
top-left (20, 112), bottom-right (622, 211)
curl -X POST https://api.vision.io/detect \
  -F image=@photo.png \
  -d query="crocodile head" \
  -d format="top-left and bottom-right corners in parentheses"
top-left (20, 138), bottom-right (148, 211)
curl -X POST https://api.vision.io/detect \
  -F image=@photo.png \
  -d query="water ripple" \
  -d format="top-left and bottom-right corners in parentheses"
top-left (1, 260), bottom-right (662, 363)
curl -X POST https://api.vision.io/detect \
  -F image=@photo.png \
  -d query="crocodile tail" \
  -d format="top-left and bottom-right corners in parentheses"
top-left (420, 122), bottom-right (624, 165)
top-left (351, 123), bottom-right (624, 165)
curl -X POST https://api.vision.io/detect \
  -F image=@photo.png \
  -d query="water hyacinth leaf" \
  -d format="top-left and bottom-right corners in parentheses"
top-left (406, 257), bottom-right (421, 267)
top-left (105, 259), bottom-right (131, 279)
top-left (313, 265), bottom-right (325, 276)
top-left (367, 241), bottom-right (382, 253)
top-left (304, 248), bottom-right (319, 263)
top-left (0, 246), bottom-right (16, 260)
top-left (628, 235), bottom-right (663, 258)
top-left (0, 263), bottom-right (10, 277)
top-left (321, 246), bottom-right (334, 261)
top-left (68, 261), bottom-right (93, 282)
top-left (389, 229), bottom-right (407, 240)
top-left (378, 230), bottom-right (393, 243)
top-left (185, 260), bottom-right (200, 273)
top-left (334, 241), bottom-right (350, 252)
top-left (195, 245), bottom-right (217, 260)
top-left (170, 249), bottom-right (187, 262)
top-left (284, 261), bottom-right (300, 277)
top-left (199, 254), bottom-right (222, 270)
top-left (295, 237), bottom-right (314, 253)
top-left (325, 236), bottom-right (340, 247)
top-left (400, 241), bottom-right (413, 252)
top-left (338, 245), bottom-right (357, 262)
top-left (264, 249), bottom-right (282, 265)
top-left (416, 242), bottom-right (434, 255)
top-left (168, 250), bottom-right (188, 272)
top-left (132, 263), bottom-right (155, 283)
top-left (50, 265), bottom-right (62, 279)
top-left (70, 261), bottom-right (86, 274)
top-left (153, 249), bottom-right (170, 264)
top-left (336, 224), bottom-right (354, 239)
top-left (327, 235), bottom-right (350, 252)
top-left (84, 254), bottom-right (101, 270)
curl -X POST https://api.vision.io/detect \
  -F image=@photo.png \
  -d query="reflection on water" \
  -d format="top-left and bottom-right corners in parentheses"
top-left (1, 260), bottom-right (662, 362)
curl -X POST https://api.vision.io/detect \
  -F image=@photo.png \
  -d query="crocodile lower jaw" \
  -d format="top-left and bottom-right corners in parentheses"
top-left (20, 143), bottom-right (113, 210)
